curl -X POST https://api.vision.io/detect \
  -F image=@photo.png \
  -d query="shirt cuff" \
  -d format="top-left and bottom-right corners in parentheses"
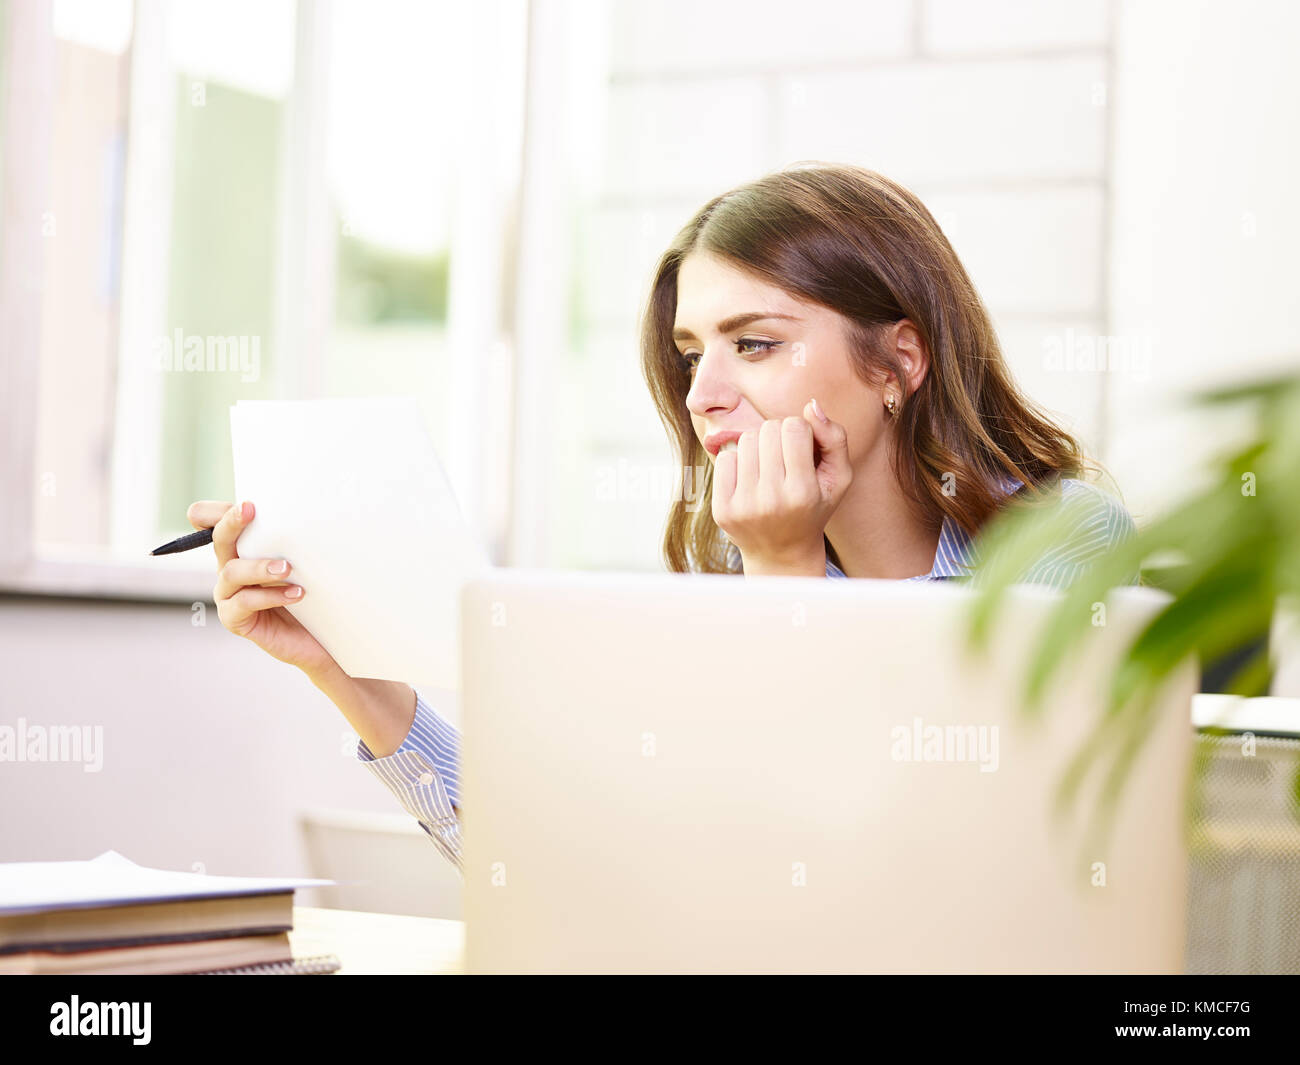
top-left (354, 690), bottom-right (463, 871)
top-left (355, 690), bottom-right (462, 805)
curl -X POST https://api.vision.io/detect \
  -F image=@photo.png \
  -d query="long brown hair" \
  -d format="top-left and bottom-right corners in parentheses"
top-left (639, 161), bottom-right (1105, 574)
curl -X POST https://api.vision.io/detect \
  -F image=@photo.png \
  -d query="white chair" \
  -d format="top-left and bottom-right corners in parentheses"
top-left (297, 808), bottom-right (462, 919)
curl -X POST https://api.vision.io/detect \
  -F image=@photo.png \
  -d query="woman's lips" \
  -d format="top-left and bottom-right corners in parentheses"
top-left (704, 430), bottom-right (744, 456)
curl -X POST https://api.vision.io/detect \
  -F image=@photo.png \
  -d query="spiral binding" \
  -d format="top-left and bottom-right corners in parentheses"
top-left (197, 953), bottom-right (342, 975)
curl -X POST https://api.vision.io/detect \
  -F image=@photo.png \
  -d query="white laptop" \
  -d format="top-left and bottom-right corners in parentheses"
top-left (457, 570), bottom-right (1196, 974)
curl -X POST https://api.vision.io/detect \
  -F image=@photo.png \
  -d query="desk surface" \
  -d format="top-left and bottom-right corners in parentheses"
top-left (290, 906), bottom-right (464, 975)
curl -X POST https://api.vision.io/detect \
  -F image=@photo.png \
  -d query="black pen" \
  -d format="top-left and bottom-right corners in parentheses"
top-left (149, 528), bottom-right (215, 556)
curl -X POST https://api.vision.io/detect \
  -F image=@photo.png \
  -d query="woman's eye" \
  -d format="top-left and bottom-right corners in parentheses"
top-left (681, 339), bottom-right (780, 373)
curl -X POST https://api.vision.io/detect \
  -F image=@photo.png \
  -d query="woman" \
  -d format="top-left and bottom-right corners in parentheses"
top-left (643, 162), bottom-right (1134, 584)
top-left (188, 163), bottom-right (1137, 874)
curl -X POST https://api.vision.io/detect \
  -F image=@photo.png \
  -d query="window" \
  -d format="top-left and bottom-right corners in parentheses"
top-left (0, 0), bottom-right (527, 598)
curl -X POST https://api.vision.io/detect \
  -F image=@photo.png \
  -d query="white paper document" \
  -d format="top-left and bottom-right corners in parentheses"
top-left (0, 851), bottom-right (334, 914)
top-left (230, 397), bottom-right (490, 689)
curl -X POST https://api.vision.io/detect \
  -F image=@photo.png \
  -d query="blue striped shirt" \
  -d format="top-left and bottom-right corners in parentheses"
top-left (357, 473), bottom-right (1138, 872)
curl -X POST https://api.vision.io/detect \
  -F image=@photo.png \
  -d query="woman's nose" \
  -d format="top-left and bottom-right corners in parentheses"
top-left (685, 346), bottom-right (733, 414)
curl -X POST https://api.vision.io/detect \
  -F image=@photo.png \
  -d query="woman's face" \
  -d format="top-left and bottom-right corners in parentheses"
top-left (675, 251), bottom-right (886, 469)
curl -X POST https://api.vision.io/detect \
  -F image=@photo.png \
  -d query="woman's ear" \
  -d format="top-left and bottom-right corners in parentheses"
top-left (892, 318), bottom-right (930, 394)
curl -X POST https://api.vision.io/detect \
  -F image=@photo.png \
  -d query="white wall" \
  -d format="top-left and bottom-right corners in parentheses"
top-left (562, 0), bottom-right (1300, 565)
top-left (563, 0), bottom-right (1121, 571)
top-left (1106, 0), bottom-right (1300, 521)
top-left (0, 594), bottom-right (462, 911)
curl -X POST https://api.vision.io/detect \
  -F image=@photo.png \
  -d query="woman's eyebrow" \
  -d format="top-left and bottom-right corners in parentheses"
top-left (671, 312), bottom-right (802, 342)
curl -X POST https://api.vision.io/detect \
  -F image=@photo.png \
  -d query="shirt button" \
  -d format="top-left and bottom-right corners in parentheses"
top-left (417, 771), bottom-right (434, 786)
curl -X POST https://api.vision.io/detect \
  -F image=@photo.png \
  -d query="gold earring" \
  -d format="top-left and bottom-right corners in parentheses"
top-left (885, 394), bottom-right (898, 417)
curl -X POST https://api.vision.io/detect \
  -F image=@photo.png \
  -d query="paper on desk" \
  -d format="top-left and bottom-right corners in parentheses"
top-left (0, 850), bottom-right (334, 914)
top-left (230, 398), bottom-right (490, 689)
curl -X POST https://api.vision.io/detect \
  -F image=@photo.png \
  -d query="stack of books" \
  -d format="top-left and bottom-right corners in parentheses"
top-left (0, 851), bottom-right (340, 975)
